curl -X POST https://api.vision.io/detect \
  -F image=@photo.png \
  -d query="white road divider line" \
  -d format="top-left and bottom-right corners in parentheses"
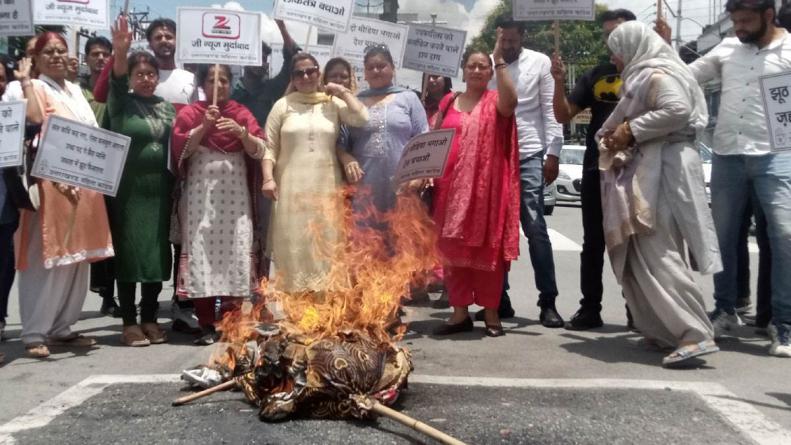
top-left (1, 374), bottom-right (788, 445)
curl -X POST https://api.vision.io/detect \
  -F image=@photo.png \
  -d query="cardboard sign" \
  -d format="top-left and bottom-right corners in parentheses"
top-left (32, 115), bottom-right (131, 196)
top-left (513, 0), bottom-right (596, 21)
top-left (33, 0), bottom-right (110, 29)
top-left (176, 7), bottom-right (262, 66)
top-left (332, 16), bottom-right (408, 80)
top-left (272, 0), bottom-right (354, 33)
top-left (0, 101), bottom-right (25, 168)
top-left (394, 129), bottom-right (455, 183)
top-left (760, 71), bottom-right (791, 152)
top-left (0, 0), bottom-right (34, 37)
top-left (269, 43), bottom-right (333, 78)
top-left (403, 25), bottom-right (466, 78)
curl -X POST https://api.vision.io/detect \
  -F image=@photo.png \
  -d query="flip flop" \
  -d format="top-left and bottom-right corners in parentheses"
top-left (662, 340), bottom-right (719, 367)
top-left (25, 343), bottom-right (50, 358)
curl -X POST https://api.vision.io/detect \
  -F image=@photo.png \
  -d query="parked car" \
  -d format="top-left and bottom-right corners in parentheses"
top-left (544, 181), bottom-right (556, 215)
top-left (697, 141), bottom-right (712, 205)
top-left (555, 144), bottom-right (585, 202)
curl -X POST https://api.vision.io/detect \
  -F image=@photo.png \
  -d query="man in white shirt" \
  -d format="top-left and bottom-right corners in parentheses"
top-left (480, 18), bottom-right (565, 328)
top-left (662, 0), bottom-right (791, 357)
top-left (145, 18), bottom-right (197, 112)
top-left (144, 18), bottom-right (200, 335)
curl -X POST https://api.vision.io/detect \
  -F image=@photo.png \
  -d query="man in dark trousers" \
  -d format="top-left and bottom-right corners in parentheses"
top-left (550, 9), bottom-right (636, 330)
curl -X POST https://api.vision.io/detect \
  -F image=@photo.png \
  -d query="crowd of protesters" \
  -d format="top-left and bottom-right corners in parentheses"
top-left (1, 0), bottom-right (790, 367)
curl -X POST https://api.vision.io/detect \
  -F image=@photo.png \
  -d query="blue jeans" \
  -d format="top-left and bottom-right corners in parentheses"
top-left (711, 152), bottom-right (791, 326)
top-left (503, 153), bottom-right (559, 306)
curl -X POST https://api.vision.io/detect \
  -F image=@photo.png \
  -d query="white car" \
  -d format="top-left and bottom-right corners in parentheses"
top-left (555, 145), bottom-right (585, 202)
top-left (697, 141), bottom-right (713, 205)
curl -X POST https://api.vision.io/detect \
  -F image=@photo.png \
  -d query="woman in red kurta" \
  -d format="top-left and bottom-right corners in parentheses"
top-left (431, 34), bottom-right (520, 337)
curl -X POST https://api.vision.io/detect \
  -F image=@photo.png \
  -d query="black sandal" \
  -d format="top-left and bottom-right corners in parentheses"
top-left (433, 317), bottom-right (473, 335)
top-left (484, 324), bottom-right (505, 337)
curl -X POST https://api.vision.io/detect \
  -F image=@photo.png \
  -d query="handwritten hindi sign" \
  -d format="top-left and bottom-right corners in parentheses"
top-left (0, 101), bottom-right (25, 168)
top-left (333, 16), bottom-right (408, 73)
top-left (394, 129), bottom-right (455, 184)
top-left (33, 0), bottom-right (109, 29)
top-left (0, 0), bottom-right (34, 37)
top-left (270, 43), bottom-right (333, 78)
top-left (760, 71), bottom-right (791, 152)
top-left (513, 0), bottom-right (595, 21)
top-left (273, 0), bottom-right (353, 33)
top-left (176, 7), bottom-right (262, 66)
top-left (403, 25), bottom-right (466, 78)
top-left (32, 115), bottom-right (131, 196)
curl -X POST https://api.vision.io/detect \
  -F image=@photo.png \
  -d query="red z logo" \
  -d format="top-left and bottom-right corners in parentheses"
top-left (213, 16), bottom-right (231, 29)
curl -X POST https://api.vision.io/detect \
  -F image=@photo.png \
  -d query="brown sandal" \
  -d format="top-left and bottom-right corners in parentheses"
top-left (121, 325), bottom-right (151, 347)
top-left (25, 343), bottom-right (50, 358)
top-left (140, 323), bottom-right (167, 344)
top-left (47, 334), bottom-right (97, 347)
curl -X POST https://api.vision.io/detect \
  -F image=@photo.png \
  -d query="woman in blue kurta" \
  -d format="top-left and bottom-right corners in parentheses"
top-left (338, 46), bottom-right (428, 213)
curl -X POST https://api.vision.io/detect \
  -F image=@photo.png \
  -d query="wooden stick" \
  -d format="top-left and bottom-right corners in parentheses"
top-left (212, 63), bottom-right (219, 106)
top-left (553, 20), bottom-right (560, 53)
top-left (305, 25), bottom-right (313, 50)
top-left (369, 399), bottom-right (468, 445)
top-left (123, 0), bottom-right (130, 16)
top-left (657, 0), bottom-right (663, 22)
top-left (172, 379), bottom-right (236, 406)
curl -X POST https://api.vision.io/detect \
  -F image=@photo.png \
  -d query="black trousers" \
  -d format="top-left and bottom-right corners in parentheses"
top-left (118, 282), bottom-right (163, 326)
top-left (0, 220), bottom-right (18, 323)
top-left (578, 168), bottom-right (606, 312)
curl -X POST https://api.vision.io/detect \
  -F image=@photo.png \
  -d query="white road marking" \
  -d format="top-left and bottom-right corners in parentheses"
top-left (749, 242), bottom-right (759, 253)
top-left (1, 374), bottom-right (789, 445)
top-left (547, 228), bottom-right (582, 252)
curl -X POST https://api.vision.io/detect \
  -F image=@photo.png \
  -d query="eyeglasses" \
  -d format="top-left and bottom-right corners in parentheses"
top-left (464, 62), bottom-right (491, 72)
top-left (40, 47), bottom-right (68, 57)
top-left (292, 66), bottom-right (319, 79)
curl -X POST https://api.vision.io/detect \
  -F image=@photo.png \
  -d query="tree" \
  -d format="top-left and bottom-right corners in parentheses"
top-left (470, 1), bottom-right (611, 73)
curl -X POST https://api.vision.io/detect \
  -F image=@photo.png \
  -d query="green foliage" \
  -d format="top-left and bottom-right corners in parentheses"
top-left (470, 1), bottom-right (611, 72)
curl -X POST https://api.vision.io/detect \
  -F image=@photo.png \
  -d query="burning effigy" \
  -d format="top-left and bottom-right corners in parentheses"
top-left (173, 191), bottom-right (463, 443)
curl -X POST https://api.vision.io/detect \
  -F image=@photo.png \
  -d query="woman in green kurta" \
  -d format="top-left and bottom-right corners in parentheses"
top-left (107, 16), bottom-right (174, 346)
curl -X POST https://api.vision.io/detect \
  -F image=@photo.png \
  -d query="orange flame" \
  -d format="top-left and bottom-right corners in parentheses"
top-left (211, 186), bottom-right (439, 366)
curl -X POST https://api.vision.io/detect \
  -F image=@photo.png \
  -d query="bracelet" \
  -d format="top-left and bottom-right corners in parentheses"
top-left (263, 178), bottom-right (275, 185)
top-left (238, 126), bottom-right (248, 140)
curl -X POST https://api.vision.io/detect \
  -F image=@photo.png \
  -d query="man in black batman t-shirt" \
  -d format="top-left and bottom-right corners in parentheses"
top-left (550, 9), bottom-right (636, 330)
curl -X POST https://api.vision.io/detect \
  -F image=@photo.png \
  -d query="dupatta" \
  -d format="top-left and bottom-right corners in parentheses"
top-left (437, 90), bottom-right (520, 270)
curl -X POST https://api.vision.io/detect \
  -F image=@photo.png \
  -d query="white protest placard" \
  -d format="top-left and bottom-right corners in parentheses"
top-left (513, 0), bottom-right (595, 21)
top-left (31, 115), bottom-right (131, 196)
top-left (403, 25), bottom-right (466, 78)
top-left (0, 0), bottom-right (34, 37)
top-left (394, 129), bottom-right (455, 184)
top-left (0, 101), bottom-right (26, 168)
top-left (269, 43), bottom-right (333, 77)
top-left (33, 0), bottom-right (109, 29)
top-left (176, 7), bottom-right (262, 66)
top-left (332, 16), bottom-right (409, 71)
top-left (760, 72), bottom-right (791, 152)
top-left (272, 0), bottom-right (353, 33)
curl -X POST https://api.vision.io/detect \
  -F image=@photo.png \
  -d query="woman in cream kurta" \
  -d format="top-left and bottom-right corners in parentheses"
top-left (263, 53), bottom-right (368, 292)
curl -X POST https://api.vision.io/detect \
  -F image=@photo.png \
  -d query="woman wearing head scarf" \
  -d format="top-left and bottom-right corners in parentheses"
top-left (263, 53), bottom-right (367, 292)
top-left (598, 21), bottom-right (721, 366)
top-left (171, 63), bottom-right (266, 344)
top-left (3, 33), bottom-right (114, 358)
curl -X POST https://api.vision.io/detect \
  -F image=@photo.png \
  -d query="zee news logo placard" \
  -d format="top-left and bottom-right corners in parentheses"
top-left (202, 13), bottom-right (240, 40)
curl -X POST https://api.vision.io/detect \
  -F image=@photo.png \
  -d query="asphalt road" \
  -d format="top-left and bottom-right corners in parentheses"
top-left (1, 204), bottom-right (789, 444)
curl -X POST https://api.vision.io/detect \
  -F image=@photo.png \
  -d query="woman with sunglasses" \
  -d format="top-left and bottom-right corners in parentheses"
top-left (263, 53), bottom-right (367, 292)
top-left (4, 32), bottom-right (114, 358)
top-left (106, 16), bottom-right (175, 347)
top-left (431, 29), bottom-right (520, 337)
top-left (338, 45), bottom-right (428, 208)
top-left (171, 63), bottom-right (266, 344)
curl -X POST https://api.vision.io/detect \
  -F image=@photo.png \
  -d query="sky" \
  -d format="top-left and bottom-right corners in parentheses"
top-left (111, 0), bottom-right (727, 88)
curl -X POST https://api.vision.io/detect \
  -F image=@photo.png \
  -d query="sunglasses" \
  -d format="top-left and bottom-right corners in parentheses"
top-left (292, 66), bottom-right (319, 79)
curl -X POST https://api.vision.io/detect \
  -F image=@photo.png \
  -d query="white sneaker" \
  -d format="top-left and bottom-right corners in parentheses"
top-left (170, 302), bottom-right (201, 334)
top-left (710, 310), bottom-right (742, 338)
top-left (768, 324), bottom-right (791, 358)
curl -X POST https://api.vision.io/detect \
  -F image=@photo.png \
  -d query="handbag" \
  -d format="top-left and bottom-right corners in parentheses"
top-left (420, 92), bottom-right (461, 211)
top-left (2, 123), bottom-right (43, 211)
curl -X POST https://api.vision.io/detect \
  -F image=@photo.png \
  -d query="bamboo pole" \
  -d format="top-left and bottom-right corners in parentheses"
top-left (357, 397), bottom-right (467, 445)
top-left (657, 0), bottom-right (663, 22)
top-left (553, 20), bottom-right (560, 53)
top-left (212, 63), bottom-right (220, 106)
top-left (172, 379), bottom-right (236, 406)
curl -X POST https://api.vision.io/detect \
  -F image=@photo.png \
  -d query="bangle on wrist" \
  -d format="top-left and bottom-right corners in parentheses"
top-left (238, 126), bottom-right (248, 140)
top-left (263, 178), bottom-right (274, 184)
